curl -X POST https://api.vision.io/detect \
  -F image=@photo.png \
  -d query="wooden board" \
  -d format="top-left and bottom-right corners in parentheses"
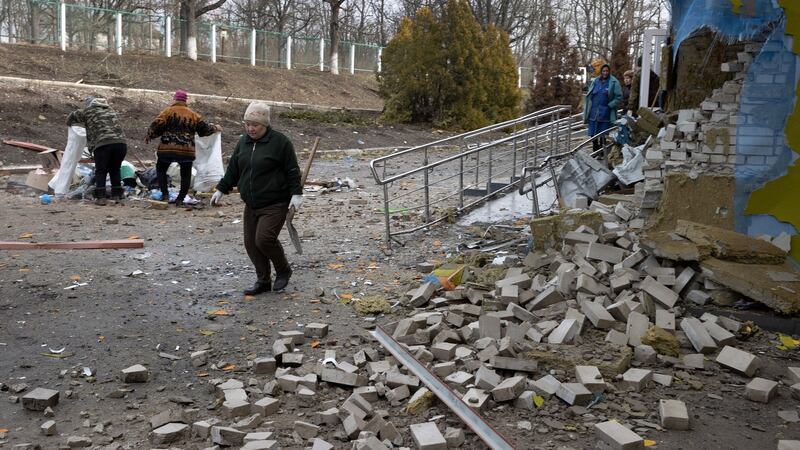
top-left (0, 239), bottom-right (144, 250)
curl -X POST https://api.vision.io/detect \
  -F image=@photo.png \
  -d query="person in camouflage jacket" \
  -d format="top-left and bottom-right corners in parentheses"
top-left (67, 96), bottom-right (127, 205)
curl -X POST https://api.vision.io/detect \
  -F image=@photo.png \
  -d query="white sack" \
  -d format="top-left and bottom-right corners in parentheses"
top-left (49, 126), bottom-right (86, 194)
top-left (192, 132), bottom-right (224, 192)
top-left (612, 144), bottom-right (646, 186)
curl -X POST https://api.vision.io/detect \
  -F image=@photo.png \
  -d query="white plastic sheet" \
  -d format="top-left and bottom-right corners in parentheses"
top-left (48, 126), bottom-right (86, 194)
top-left (192, 132), bottom-right (224, 192)
top-left (612, 144), bottom-right (646, 186)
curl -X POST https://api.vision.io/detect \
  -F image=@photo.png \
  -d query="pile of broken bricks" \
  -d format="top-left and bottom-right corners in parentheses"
top-left (6, 200), bottom-right (800, 450)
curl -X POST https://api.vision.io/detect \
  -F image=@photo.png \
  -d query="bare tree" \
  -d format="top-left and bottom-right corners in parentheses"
top-left (178, 0), bottom-right (227, 60)
top-left (325, 0), bottom-right (344, 74)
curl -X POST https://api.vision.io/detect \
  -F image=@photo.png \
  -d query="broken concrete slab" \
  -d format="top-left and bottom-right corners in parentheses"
top-left (674, 220), bottom-right (787, 264)
top-left (700, 258), bottom-right (800, 314)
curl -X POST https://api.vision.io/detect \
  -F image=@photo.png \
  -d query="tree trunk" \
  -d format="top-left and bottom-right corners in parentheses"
top-left (328, 0), bottom-right (342, 74)
top-left (29, 0), bottom-right (40, 44)
top-left (186, 2), bottom-right (198, 60)
top-left (179, 1), bottom-right (188, 55)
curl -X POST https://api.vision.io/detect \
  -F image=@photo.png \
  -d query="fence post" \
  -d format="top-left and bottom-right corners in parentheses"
top-left (165, 16), bottom-right (171, 57)
top-left (250, 28), bottom-right (256, 66)
top-left (116, 13), bottom-right (122, 55)
top-left (59, 1), bottom-right (66, 51)
top-left (286, 36), bottom-right (292, 69)
top-left (319, 38), bottom-right (325, 71)
top-left (210, 24), bottom-right (217, 62)
top-left (517, 67), bottom-right (522, 88)
top-left (349, 43), bottom-right (355, 74)
top-left (377, 47), bottom-right (382, 73)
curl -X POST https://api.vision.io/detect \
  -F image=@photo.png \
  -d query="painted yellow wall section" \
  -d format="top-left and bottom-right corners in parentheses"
top-left (730, 0), bottom-right (743, 14)
top-left (778, 0), bottom-right (800, 54)
top-left (744, 2), bottom-right (800, 260)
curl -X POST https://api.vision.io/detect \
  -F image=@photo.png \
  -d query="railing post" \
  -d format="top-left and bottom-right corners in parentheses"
top-left (349, 43), bottom-right (355, 75)
top-left (286, 36), bottom-right (292, 69)
top-left (319, 38), bottom-right (325, 71)
top-left (165, 16), bottom-right (171, 57)
top-left (423, 148), bottom-right (430, 224)
top-left (211, 24), bottom-right (216, 62)
top-left (531, 169), bottom-right (540, 218)
top-left (115, 13), bottom-right (122, 55)
top-left (250, 28), bottom-right (256, 66)
top-left (459, 156), bottom-right (464, 209)
top-left (486, 147), bottom-right (493, 195)
top-left (59, 1), bottom-right (66, 51)
top-left (511, 137), bottom-right (517, 184)
top-left (377, 47), bottom-right (382, 73)
top-left (382, 183), bottom-right (392, 244)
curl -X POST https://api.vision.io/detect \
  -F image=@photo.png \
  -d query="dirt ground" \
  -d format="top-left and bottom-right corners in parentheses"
top-left (0, 43), bottom-right (451, 168)
top-left (2, 43), bottom-right (800, 450)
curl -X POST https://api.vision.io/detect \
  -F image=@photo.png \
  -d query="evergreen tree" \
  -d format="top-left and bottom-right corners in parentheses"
top-left (525, 18), bottom-right (581, 113)
top-left (610, 32), bottom-right (632, 80)
top-left (378, 0), bottom-right (520, 130)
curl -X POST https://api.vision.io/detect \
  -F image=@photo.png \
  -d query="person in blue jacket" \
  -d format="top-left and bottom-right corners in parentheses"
top-left (582, 63), bottom-right (622, 152)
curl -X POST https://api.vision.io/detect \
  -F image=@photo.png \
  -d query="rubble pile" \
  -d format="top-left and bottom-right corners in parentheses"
top-left (4, 198), bottom-right (799, 450)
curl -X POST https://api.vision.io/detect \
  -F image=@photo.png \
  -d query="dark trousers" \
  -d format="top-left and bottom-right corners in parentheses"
top-left (243, 203), bottom-right (290, 283)
top-left (94, 142), bottom-right (127, 199)
top-left (156, 156), bottom-right (192, 202)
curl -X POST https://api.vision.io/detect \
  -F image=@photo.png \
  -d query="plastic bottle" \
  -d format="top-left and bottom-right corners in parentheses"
top-left (39, 194), bottom-right (54, 205)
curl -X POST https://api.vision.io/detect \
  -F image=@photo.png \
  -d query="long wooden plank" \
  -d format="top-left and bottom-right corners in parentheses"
top-left (0, 239), bottom-right (144, 250)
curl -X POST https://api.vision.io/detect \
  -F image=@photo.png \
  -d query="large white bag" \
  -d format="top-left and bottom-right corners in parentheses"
top-left (49, 126), bottom-right (87, 194)
top-left (192, 132), bottom-right (224, 192)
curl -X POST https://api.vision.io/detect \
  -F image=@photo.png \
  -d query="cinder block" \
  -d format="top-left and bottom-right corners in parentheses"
top-left (555, 382), bottom-right (592, 406)
top-left (634, 345), bottom-right (657, 364)
top-left (658, 399), bottom-right (689, 430)
top-left (532, 375), bottom-right (562, 398)
top-left (715, 346), bottom-right (760, 376)
top-left (251, 397), bottom-right (279, 416)
top-left (581, 301), bottom-right (616, 329)
top-left (606, 329), bottom-right (629, 347)
top-left (788, 367), bottom-right (800, 385)
top-left (673, 267), bottom-right (696, 294)
top-left (778, 441), bottom-right (800, 450)
top-left (462, 388), bottom-right (490, 411)
top-left (491, 376), bottom-right (526, 402)
top-left (408, 282), bottom-right (436, 306)
top-left (626, 311), bottom-right (650, 347)
top-left (640, 276), bottom-right (678, 308)
top-left (431, 342), bottom-right (457, 361)
top-left (686, 290), bottom-right (711, 305)
top-left (745, 377), bottom-right (778, 403)
top-left (607, 300), bottom-right (631, 322)
top-left (679, 318), bottom-right (718, 354)
top-left (702, 320), bottom-right (736, 346)
top-left (576, 274), bottom-right (608, 295)
top-left (478, 315), bottom-right (502, 340)
top-left (474, 365), bottom-right (502, 390)
top-left (655, 310), bottom-right (675, 332)
top-left (621, 368), bottom-right (652, 392)
top-left (490, 356), bottom-right (538, 373)
top-left (587, 242), bottom-right (625, 264)
top-left (527, 286), bottom-right (564, 310)
top-left (304, 323), bottom-right (329, 338)
top-left (595, 420), bottom-right (644, 450)
top-left (21, 388), bottom-right (59, 411)
top-left (253, 357), bottom-right (276, 375)
top-left (546, 319), bottom-right (580, 344)
top-left (575, 366), bottom-right (605, 393)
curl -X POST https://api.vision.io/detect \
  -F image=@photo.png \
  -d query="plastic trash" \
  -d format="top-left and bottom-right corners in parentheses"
top-left (39, 194), bottom-right (54, 204)
top-left (193, 132), bottom-right (224, 192)
top-left (149, 190), bottom-right (163, 201)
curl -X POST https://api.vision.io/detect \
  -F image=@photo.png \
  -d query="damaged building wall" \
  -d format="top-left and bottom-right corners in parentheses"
top-left (646, 0), bottom-right (800, 261)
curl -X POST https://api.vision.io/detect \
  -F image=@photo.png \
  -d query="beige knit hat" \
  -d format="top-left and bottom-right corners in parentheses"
top-left (244, 102), bottom-right (270, 126)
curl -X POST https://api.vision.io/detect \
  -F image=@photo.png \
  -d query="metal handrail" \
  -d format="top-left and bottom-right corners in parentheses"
top-left (371, 115), bottom-right (579, 186)
top-left (369, 105), bottom-right (572, 184)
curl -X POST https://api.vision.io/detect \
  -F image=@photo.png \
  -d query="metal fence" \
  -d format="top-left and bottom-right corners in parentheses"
top-left (369, 106), bottom-right (593, 244)
top-left (0, 1), bottom-right (384, 74)
top-left (1, 2), bottom-right (540, 81)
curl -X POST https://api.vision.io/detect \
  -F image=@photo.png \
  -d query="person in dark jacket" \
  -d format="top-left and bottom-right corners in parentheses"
top-left (210, 102), bottom-right (303, 295)
top-left (67, 96), bottom-right (127, 205)
top-left (582, 64), bottom-right (622, 152)
top-left (146, 90), bottom-right (221, 206)
top-left (621, 70), bottom-right (634, 111)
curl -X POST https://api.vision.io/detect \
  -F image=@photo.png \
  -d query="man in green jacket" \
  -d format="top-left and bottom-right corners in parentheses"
top-left (211, 102), bottom-right (303, 295)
